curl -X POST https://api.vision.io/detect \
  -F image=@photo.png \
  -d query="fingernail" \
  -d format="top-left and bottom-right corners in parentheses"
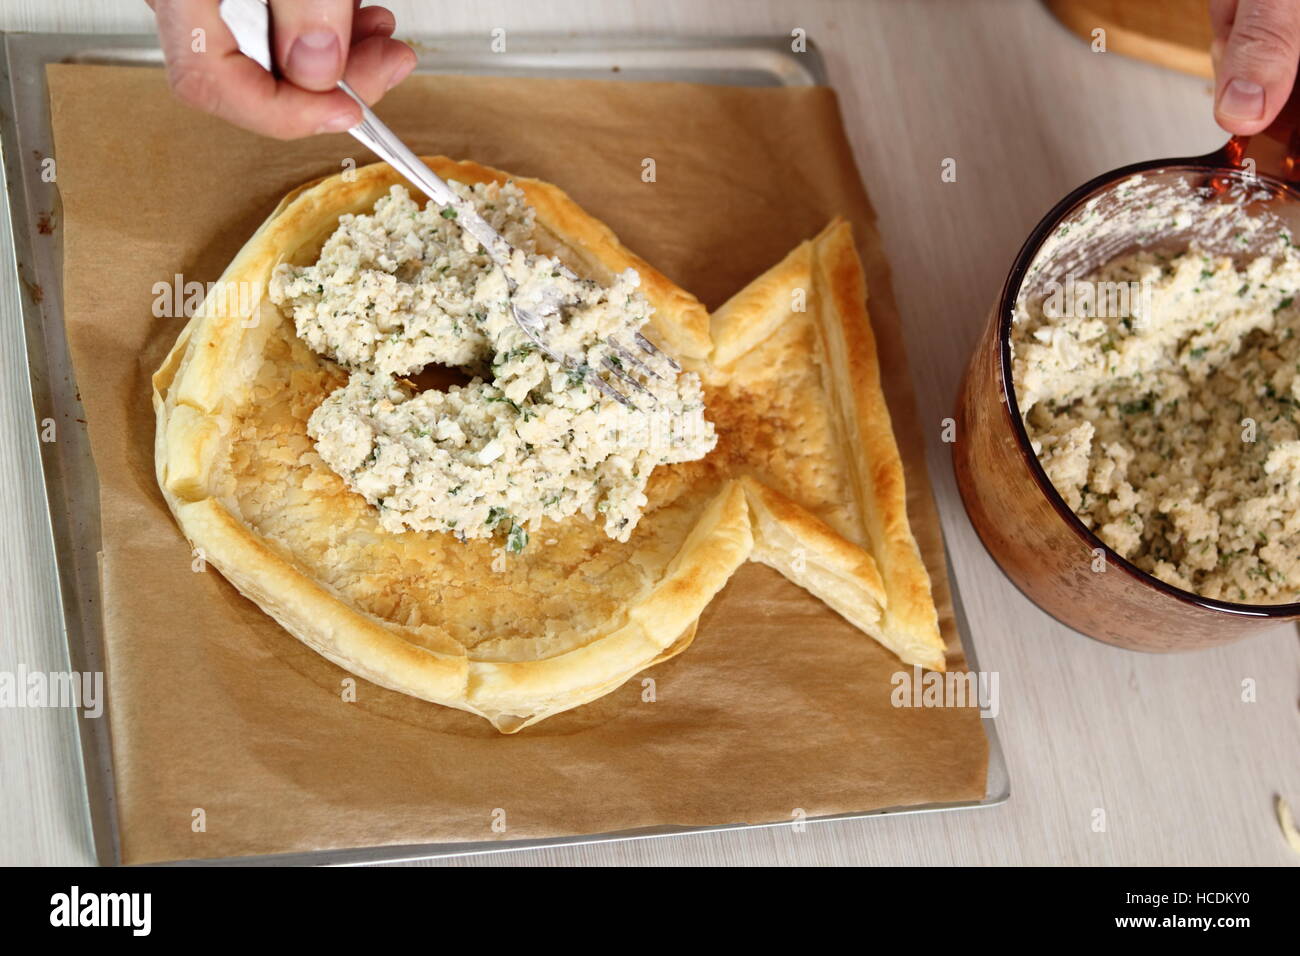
top-left (1219, 78), bottom-right (1265, 121)
top-left (288, 30), bottom-right (341, 88)
top-left (385, 54), bottom-right (417, 91)
top-left (315, 111), bottom-right (356, 134)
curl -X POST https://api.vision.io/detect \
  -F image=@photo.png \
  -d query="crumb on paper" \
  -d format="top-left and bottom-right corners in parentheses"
top-left (1278, 795), bottom-right (1300, 854)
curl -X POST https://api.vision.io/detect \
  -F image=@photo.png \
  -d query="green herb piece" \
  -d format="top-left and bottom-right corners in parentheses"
top-left (1119, 398), bottom-right (1151, 415)
top-left (506, 523), bottom-right (528, 554)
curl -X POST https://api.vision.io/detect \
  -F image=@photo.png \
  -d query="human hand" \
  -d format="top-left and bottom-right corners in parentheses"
top-left (148, 0), bottom-right (417, 139)
top-left (1211, 0), bottom-right (1300, 135)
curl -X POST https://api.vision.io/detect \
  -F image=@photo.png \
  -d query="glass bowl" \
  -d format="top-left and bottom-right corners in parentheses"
top-left (953, 121), bottom-right (1300, 651)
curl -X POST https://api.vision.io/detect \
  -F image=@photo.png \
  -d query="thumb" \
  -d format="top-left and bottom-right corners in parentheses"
top-left (1214, 0), bottom-right (1300, 135)
top-left (270, 0), bottom-right (355, 92)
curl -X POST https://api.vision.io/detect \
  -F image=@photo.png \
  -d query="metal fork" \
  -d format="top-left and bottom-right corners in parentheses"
top-left (218, 0), bottom-right (676, 408)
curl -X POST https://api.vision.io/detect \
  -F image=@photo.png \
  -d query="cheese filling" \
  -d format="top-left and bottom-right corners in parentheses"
top-left (270, 182), bottom-right (715, 550)
top-left (1013, 244), bottom-right (1300, 602)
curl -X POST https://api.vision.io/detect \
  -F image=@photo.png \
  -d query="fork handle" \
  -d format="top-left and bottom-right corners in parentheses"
top-left (217, 0), bottom-right (516, 266)
top-left (336, 81), bottom-right (514, 264)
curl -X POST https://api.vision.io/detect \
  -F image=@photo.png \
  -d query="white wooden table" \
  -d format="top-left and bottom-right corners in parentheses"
top-left (1, 0), bottom-right (1297, 867)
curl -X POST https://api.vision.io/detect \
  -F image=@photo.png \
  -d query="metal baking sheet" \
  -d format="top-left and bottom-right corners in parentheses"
top-left (0, 31), bottom-right (1009, 867)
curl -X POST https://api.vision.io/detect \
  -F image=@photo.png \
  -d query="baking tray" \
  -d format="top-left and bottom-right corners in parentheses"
top-left (0, 31), bottom-right (1010, 867)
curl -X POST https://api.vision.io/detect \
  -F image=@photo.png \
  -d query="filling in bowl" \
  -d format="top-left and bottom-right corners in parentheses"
top-left (1013, 234), bottom-right (1300, 603)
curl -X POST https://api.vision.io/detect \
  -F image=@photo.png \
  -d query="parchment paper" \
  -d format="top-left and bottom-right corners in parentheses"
top-left (47, 64), bottom-right (989, 864)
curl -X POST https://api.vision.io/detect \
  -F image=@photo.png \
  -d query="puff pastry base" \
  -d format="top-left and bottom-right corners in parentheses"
top-left (705, 220), bottom-right (946, 671)
top-left (152, 158), bottom-right (944, 734)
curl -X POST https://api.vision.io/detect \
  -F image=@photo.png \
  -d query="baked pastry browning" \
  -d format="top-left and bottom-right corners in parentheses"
top-left (706, 220), bottom-right (946, 671)
top-left (153, 158), bottom-right (945, 733)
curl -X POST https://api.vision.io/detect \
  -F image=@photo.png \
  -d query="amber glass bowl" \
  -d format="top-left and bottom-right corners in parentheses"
top-left (954, 130), bottom-right (1300, 651)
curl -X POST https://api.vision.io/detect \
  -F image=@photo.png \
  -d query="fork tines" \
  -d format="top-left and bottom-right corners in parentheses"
top-left (589, 331), bottom-right (686, 409)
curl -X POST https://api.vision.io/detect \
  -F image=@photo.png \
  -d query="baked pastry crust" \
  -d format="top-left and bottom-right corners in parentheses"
top-left (153, 159), bottom-right (944, 734)
top-left (707, 220), bottom-right (946, 671)
top-left (153, 157), bottom-right (751, 733)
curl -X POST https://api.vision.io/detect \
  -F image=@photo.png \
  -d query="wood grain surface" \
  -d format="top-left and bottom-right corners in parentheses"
top-left (1045, 0), bottom-right (1214, 78)
top-left (0, 0), bottom-right (1296, 867)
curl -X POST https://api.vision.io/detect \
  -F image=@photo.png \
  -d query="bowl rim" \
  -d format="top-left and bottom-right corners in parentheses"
top-left (997, 151), bottom-right (1300, 619)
